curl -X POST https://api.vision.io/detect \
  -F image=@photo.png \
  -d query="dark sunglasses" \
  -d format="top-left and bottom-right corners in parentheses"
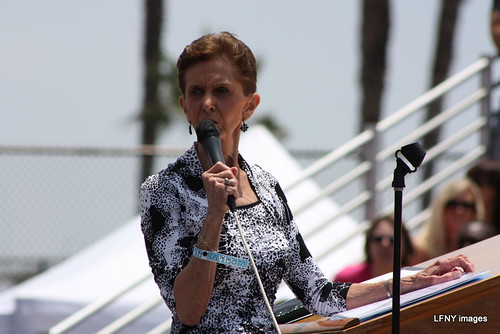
top-left (370, 235), bottom-right (394, 244)
top-left (445, 200), bottom-right (475, 211)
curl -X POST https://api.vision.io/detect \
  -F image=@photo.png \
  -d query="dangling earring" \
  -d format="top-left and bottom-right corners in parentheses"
top-left (188, 124), bottom-right (193, 135)
top-left (240, 121), bottom-right (249, 132)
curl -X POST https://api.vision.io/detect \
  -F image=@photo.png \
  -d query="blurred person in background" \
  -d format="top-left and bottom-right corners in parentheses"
top-left (333, 215), bottom-right (415, 283)
top-left (490, 1), bottom-right (500, 159)
top-left (467, 159), bottom-right (500, 235)
top-left (491, 0), bottom-right (500, 50)
top-left (414, 178), bottom-right (485, 261)
top-left (457, 220), bottom-right (497, 248)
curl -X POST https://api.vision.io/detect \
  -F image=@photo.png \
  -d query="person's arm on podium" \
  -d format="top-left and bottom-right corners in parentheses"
top-left (344, 254), bottom-right (474, 309)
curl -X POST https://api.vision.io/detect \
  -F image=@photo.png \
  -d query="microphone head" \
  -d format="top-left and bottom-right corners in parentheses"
top-left (195, 119), bottom-right (225, 165)
top-left (401, 142), bottom-right (426, 168)
top-left (195, 120), bottom-right (220, 142)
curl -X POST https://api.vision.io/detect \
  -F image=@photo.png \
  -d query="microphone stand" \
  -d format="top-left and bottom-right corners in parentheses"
top-left (390, 143), bottom-right (426, 334)
top-left (390, 158), bottom-right (408, 334)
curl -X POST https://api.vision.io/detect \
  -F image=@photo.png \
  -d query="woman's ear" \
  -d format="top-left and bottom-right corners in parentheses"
top-left (179, 95), bottom-right (186, 114)
top-left (243, 93), bottom-right (260, 119)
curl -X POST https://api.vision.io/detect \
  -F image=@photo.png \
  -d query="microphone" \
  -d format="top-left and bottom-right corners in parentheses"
top-left (195, 119), bottom-right (225, 165)
top-left (195, 119), bottom-right (236, 211)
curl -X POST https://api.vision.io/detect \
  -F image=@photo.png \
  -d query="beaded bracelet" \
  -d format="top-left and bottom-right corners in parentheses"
top-left (384, 279), bottom-right (393, 298)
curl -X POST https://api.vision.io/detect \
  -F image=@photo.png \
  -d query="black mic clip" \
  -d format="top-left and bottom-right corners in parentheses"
top-left (392, 142), bottom-right (426, 189)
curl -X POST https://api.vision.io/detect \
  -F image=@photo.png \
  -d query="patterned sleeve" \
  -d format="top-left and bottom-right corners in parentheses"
top-left (275, 183), bottom-right (352, 317)
top-left (139, 173), bottom-right (192, 315)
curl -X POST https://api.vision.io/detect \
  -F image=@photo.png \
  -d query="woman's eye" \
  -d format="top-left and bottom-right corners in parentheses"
top-left (215, 86), bottom-right (230, 94)
top-left (190, 87), bottom-right (203, 95)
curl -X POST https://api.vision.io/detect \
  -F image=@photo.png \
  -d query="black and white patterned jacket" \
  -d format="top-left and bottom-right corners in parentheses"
top-left (140, 144), bottom-right (351, 333)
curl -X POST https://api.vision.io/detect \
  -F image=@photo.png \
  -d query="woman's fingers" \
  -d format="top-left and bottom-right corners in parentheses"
top-left (444, 254), bottom-right (475, 273)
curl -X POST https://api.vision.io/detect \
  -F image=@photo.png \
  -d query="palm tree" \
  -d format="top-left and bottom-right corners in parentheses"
top-left (359, 0), bottom-right (390, 134)
top-left (138, 0), bottom-right (181, 184)
top-left (422, 0), bottom-right (464, 207)
top-left (359, 0), bottom-right (390, 220)
top-left (139, 0), bottom-right (164, 184)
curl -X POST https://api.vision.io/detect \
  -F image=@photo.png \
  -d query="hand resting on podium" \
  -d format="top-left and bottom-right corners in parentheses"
top-left (345, 253), bottom-right (474, 310)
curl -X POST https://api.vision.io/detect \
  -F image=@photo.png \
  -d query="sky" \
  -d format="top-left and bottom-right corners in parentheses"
top-left (0, 0), bottom-right (494, 151)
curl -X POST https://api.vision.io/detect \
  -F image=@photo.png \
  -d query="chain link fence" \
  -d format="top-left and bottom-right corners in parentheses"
top-left (0, 144), bottom-right (348, 292)
top-left (0, 145), bottom-right (188, 291)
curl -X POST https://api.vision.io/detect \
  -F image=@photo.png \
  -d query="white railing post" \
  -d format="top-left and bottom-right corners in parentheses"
top-left (363, 122), bottom-right (378, 221)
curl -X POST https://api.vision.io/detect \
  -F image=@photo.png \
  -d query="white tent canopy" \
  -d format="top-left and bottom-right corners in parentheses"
top-left (0, 126), bottom-right (363, 333)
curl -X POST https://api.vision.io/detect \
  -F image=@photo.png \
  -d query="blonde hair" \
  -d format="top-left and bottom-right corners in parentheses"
top-left (415, 178), bottom-right (485, 259)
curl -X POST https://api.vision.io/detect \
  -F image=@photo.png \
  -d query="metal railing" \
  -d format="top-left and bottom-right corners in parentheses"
top-left (45, 55), bottom-right (496, 333)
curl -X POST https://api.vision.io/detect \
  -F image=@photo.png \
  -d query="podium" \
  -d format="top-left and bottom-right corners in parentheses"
top-left (278, 234), bottom-right (500, 333)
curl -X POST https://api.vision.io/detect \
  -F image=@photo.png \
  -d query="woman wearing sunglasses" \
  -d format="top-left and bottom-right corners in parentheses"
top-left (333, 215), bottom-right (415, 283)
top-left (414, 178), bottom-right (485, 261)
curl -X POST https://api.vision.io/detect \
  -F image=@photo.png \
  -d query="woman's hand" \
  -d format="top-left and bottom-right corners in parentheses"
top-left (402, 253), bottom-right (474, 292)
top-left (202, 162), bottom-right (240, 213)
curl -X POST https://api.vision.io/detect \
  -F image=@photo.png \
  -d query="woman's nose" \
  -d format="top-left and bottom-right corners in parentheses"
top-left (382, 238), bottom-right (392, 247)
top-left (202, 95), bottom-right (216, 111)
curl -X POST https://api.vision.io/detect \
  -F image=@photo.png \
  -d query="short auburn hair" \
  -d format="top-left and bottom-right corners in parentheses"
top-left (177, 32), bottom-right (257, 96)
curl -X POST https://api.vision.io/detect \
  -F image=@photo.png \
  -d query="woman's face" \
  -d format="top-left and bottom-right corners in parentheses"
top-left (368, 220), bottom-right (394, 264)
top-left (443, 190), bottom-right (476, 247)
top-left (179, 58), bottom-right (259, 143)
